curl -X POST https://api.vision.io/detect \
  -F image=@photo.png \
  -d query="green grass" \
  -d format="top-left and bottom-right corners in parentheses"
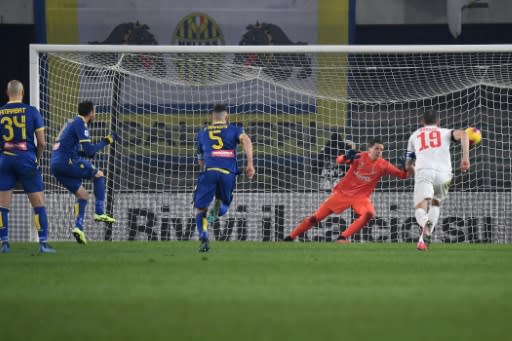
top-left (1, 242), bottom-right (511, 341)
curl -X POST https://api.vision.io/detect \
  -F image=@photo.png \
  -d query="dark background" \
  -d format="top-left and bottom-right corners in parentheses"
top-left (0, 24), bottom-right (35, 103)
top-left (3, 21), bottom-right (512, 104)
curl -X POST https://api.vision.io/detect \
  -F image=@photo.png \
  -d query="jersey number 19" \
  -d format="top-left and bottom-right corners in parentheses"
top-left (417, 130), bottom-right (441, 151)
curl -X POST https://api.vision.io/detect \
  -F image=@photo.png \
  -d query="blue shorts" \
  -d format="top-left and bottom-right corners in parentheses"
top-left (50, 158), bottom-right (98, 194)
top-left (0, 152), bottom-right (44, 193)
top-left (193, 169), bottom-right (236, 209)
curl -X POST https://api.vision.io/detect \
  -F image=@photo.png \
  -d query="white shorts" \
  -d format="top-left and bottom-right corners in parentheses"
top-left (413, 169), bottom-right (452, 206)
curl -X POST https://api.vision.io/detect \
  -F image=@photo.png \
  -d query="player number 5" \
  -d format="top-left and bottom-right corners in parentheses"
top-left (209, 130), bottom-right (224, 150)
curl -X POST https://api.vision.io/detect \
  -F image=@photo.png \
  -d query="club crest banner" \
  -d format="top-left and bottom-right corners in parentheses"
top-left (41, 0), bottom-right (351, 45)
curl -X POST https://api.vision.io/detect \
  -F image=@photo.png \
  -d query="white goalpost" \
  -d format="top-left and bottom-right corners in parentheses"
top-left (20, 43), bottom-right (512, 242)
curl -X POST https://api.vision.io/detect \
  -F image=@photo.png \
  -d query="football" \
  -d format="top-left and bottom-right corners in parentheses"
top-left (466, 127), bottom-right (482, 145)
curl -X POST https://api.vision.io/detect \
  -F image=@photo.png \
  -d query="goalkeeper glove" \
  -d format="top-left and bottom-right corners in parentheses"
top-left (344, 149), bottom-right (361, 163)
top-left (103, 132), bottom-right (118, 145)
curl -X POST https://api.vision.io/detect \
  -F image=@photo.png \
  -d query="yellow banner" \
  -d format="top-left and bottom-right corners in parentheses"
top-left (46, 0), bottom-right (79, 43)
top-left (317, 0), bottom-right (350, 126)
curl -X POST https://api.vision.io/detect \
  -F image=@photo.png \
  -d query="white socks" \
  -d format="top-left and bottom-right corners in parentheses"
top-left (415, 208), bottom-right (429, 242)
top-left (415, 206), bottom-right (441, 243)
top-left (427, 206), bottom-right (440, 234)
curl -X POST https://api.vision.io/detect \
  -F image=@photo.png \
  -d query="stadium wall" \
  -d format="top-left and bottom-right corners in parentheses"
top-left (9, 192), bottom-right (510, 243)
top-left (355, 0), bottom-right (512, 44)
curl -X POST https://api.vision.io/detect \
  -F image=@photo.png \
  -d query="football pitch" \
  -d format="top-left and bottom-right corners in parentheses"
top-left (1, 242), bottom-right (510, 341)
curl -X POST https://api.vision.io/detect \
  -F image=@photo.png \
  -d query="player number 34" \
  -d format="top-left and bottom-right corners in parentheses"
top-left (1, 115), bottom-right (26, 141)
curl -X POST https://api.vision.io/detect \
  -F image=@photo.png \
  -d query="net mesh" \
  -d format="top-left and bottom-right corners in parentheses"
top-left (13, 47), bottom-right (512, 242)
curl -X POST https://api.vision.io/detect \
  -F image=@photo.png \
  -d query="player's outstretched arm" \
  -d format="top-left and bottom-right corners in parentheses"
top-left (405, 160), bottom-right (415, 177)
top-left (240, 133), bottom-right (255, 179)
top-left (79, 132), bottom-right (117, 157)
top-left (452, 129), bottom-right (470, 172)
top-left (196, 132), bottom-right (205, 169)
top-left (405, 134), bottom-right (417, 177)
top-left (335, 154), bottom-right (346, 164)
top-left (403, 151), bottom-right (416, 177)
top-left (385, 161), bottom-right (408, 179)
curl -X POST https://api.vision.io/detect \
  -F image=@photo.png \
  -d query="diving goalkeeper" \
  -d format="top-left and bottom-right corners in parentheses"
top-left (285, 139), bottom-right (410, 243)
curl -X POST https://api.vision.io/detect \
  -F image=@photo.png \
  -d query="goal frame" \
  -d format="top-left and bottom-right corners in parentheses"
top-left (30, 43), bottom-right (512, 109)
top-left (27, 44), bottom-right (512, 243)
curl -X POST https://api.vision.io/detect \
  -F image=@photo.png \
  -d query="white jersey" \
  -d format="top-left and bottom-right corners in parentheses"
top-left (407, 125), bottom-right (453, 172)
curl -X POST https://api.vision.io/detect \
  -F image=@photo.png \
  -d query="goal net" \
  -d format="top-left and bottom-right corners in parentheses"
top-left (19, 44), bottom-right (511, 243)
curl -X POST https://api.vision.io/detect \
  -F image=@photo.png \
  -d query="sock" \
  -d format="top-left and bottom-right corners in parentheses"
top-left (290, 203), bottom-right (332, 239)
top-left (0, 207), bottom-right (9, 242)
top-left (341, 212), bottom-right (373, 238)
top-left (428, 206), bottom-right (440, 234)
top-left (290, 216), bottom-right (317, 239)
top-left (34, 206), bottom-right (49, 243)
top-left (75, 199), bottom-right (88, 230)
top-left (415, 208), bottom-right (429, 241)
top-left (93, 176), bottom-right (106, 215)
top-left (196, 212), bottom-right (208, 241)
top-left (218, 203), bottom-right (228, 217)
top-left (211, 200), bottom-right (228, 217)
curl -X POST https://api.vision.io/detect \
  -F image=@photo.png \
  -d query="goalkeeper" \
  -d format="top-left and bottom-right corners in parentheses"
top-left (285, 139), bottom-right (410, 243)
top-left (194, 104), bottom-right (254, 252)
top-left (50, 101), bottom-right (116, 244)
